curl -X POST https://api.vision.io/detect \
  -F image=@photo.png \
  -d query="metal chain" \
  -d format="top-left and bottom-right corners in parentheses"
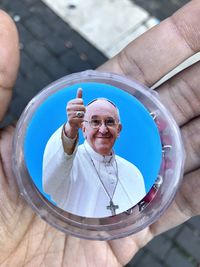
top-left (83, 144), bottom-right (119, 203)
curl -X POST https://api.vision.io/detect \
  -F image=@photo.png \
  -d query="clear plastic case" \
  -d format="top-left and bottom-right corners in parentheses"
top-left (13, 70), bottom-right (185, 240)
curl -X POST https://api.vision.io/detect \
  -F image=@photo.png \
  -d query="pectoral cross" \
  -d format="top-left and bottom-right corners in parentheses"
top-left (107, 200), bottom-right (119, 216)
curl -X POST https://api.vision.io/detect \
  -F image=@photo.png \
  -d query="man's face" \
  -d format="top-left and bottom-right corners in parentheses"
top-left (82, 100), bottom-right (122, 156)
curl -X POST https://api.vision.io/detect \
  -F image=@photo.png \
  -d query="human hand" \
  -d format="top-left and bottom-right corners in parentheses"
top-left (64, 87), bottom-right (86, 138)
top-left (99, 0), bottom-right (200, 236)
top-left (1, 1), bottom-right (200, 266)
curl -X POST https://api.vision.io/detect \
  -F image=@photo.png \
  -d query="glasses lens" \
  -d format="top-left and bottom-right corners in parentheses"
top-left (105, 119), bottom-right (115, 127)
top-left (90, 119), bottom-right (101, 128)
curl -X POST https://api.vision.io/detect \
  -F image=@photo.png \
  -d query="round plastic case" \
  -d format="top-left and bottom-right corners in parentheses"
top-left (13, 70), bottom-right (185, 240)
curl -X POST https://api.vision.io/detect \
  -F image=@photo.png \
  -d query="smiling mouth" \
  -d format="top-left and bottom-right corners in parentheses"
top-left (96, 136), bottom-right (111, 139)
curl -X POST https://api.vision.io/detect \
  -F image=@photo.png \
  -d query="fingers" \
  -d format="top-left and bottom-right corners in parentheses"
top-left (66, 88), bottom-right (86, 130)
top-left (99, 0), bottom-right (200, 86)
top-left (156, 62), bottom-right (200, 176)
top-left (76, 87), bottom-right (83, 99)
top-left (181, 116), bottom-right (200, 174)
top-left (67, 104), bottom-right (86, 119)
top-left (0, 11), bottom-right (19, 122)
top-left (150, 168), bottom-right (200, 236)
top-left (157, 60), bottom-right (200, 126)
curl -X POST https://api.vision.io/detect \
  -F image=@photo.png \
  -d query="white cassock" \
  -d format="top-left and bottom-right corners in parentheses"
top-left (43, 126), bottom-right (146, 218)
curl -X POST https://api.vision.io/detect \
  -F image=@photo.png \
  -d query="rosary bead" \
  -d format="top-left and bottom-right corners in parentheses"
top-left (143, 187), bottom-right (157, 203)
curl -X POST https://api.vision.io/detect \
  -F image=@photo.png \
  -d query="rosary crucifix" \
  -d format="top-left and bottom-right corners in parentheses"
top-left (107, 200), bottom-right (119, 216)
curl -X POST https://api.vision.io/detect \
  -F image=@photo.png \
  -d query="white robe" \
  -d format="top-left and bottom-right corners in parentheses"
top-left (43, 127), bottom-right (146, 218)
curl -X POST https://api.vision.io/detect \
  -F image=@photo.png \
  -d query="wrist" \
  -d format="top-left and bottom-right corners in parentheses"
top-left (64, 123), bottom-right (78, 139)
top-left (62, 124), bottom-right (78, 155)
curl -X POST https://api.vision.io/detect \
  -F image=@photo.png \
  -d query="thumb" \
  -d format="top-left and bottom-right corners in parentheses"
top-left (0, 11), bottom-right (19, 122)
top-left (76, 88), bottom-right (83, 99)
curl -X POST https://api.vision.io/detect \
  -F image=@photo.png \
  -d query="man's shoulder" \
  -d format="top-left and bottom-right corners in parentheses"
top-left (115, 154), bottom-right (141, 173)
top-left (115, 154), bottom-right (132, 165)
top-left (77, 143), bottom-right (85, 151)
top-left (76, 143), bottom-right (87, 156)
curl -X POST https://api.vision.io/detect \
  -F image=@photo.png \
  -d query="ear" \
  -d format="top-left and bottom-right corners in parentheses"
top-left (117, 123), bottom-right (122, 137)
top-left (81, 122), bottom-right (87, 139)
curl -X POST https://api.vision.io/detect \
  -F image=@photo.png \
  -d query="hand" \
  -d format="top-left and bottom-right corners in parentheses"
top-left (1, 1), bottom-right (200, 266)
top-left (64, 88), bottom-right (86, 138)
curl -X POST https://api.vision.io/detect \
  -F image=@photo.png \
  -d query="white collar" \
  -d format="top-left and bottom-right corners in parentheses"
top-left (84, 140), bottom-right (115, 163)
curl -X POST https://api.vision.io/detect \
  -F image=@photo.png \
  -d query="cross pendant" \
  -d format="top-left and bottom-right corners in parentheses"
top-left (107, 200), bottom-right (119, 216)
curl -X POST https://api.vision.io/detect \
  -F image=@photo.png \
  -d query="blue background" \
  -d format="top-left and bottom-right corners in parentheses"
top-left (24, 82), bottom-right (162, 201)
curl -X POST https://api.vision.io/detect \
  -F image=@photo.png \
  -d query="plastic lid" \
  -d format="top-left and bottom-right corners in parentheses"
top-left (13, 70), bottom-right (185, 240)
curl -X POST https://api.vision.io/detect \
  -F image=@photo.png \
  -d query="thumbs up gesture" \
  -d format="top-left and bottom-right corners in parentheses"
top-left (64, 88), bottom-right (86, 138)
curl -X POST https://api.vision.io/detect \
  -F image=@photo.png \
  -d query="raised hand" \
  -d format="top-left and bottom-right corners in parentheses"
top-left (64, 87), bottom-right (86, 138)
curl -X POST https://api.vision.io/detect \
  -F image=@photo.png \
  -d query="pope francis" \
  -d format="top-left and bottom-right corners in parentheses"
top-left (42, 88), bottom-right (146, 218)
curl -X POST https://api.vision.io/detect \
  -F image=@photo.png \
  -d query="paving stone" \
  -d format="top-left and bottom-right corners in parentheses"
top-left (6, 1), bottom-right (30, 18)
top-left (145, 17), bottom-right (160, 28)
top-left (25, 40), bottom-right (50, 62)
top-left (24, 16), bottom-right (52, 39)
top-left (132, 0), bottom-right (189, 20)
top-left (49, 18), bottom-right (74, 38)
top-left (69, 33), bottom-right (107, 66)
top-left (0, 1), bottom-right (9, 8)
top-left (107, 24), bottom-right (148, 58)
top-left (43, 34), bottom-right (69, 56)
top-left (188, 216), bottom-right (200, 230)
top-left (9, 96), bottom-right (29, 119)
top-left (42, 0), bottom-right (149, 57)
top-left (20, 52), bottom-right (36, 75)
top-left (0, 113), bottom-right (15, 128)
top-left (14, 69), bottom-right (49, 104)
top-left (0, 0), bottom-right (107, 130)
top-left (24, 65), bottom-right (52, 92)
top-left (41, 58), bottom-right (69, 80)
top-left (165, 224), bottom-right (183, 239)
top-left (25, 41), bottom-right (57, 75)
top-left (14, 69), bottom-right (51, 103)
top-left (176, 225), bottom-right (200, 262)
top-left (166, 247), bottom-right (195, 267)
top-left (21, 0), bottom-right (39, 6)
top-left (60, 50), bottom-right (93, 72)
top-left (14, 73), bottom-right (28, 95)
top-left (17, 22), bottom-right (35, 45)
top-left (29, 1), bottom-right (58, 24)
top-left (146, 235), bottom-right (172, 260)
top-left (129, 253), bottom-right (164, 267)
top-left (125, 249), bottom-right (146, 267)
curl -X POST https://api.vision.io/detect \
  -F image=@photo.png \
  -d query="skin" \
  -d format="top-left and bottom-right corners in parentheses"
top-left (81, 99), bottom-right (122, 155)
top-left (1, 0), bottom-right (200, 266)
top-left (64, 89), bottom-right (122, 155)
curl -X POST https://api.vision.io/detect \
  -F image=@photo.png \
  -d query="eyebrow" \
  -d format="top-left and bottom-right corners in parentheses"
top-left (91, 115), bottom-right (99, 119)
top-left (90, 115), bottom-right (115, 120)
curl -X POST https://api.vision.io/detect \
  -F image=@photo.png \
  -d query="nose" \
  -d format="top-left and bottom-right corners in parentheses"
top-left (98, 123), bottom-right (108, 134)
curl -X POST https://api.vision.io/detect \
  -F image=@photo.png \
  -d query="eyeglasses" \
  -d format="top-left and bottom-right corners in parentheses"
top-left (84, 118), bottom-right (118, 129)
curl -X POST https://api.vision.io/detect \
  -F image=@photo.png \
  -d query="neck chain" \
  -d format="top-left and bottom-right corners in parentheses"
top-left (84, 144), bottom-right (119, 216)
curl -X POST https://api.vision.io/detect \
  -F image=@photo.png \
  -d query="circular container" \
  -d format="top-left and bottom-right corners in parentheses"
top-left (13, 70), bottom-right (185, 240)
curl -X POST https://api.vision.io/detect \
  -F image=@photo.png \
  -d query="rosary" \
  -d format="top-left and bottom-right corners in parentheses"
top-left (107, 200), bottom-right (119, 216)
top-left (84, 145), bottom-right (119, 216)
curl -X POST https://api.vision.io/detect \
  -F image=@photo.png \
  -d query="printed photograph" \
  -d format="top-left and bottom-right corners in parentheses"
top-left (42, 88), bottom-right (148, 218)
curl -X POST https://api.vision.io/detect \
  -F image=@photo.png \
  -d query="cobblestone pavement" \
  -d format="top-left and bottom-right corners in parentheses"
top-left (0, 1), bottom-right (200, 267)
top-left (0, 0), bottom-right (107, 127)
top-left (131, 0), bottom-right (190, 20)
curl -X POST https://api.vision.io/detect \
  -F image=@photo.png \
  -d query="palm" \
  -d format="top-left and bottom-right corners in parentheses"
top-left (0, 129), bottom-right (147, 266)
top-left (1, 1), bottom-right (200, 266)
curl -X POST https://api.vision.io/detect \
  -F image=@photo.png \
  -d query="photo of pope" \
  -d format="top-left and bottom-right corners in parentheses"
top-left (42, 88), bottom-right (146, 218)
